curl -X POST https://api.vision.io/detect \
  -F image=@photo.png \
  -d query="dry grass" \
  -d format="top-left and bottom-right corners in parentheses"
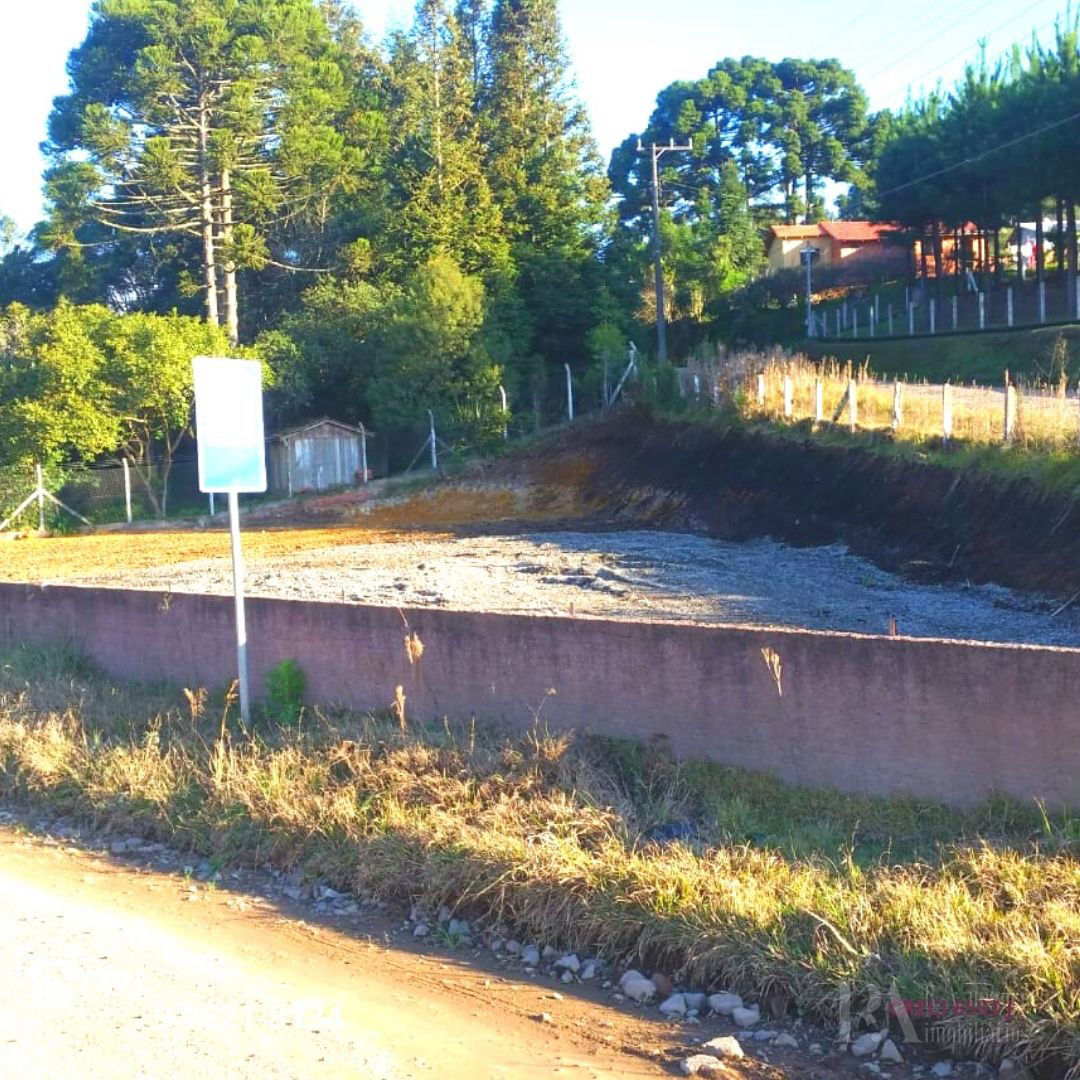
top-left (1, 647), bottom-right (1079, 1074)
top-left (686, 349), bottom-right (1080, 453)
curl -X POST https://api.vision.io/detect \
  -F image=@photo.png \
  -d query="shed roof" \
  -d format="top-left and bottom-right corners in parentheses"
top-left (273, 417), bottom-right (368, 441)
top-left (769, 225), bottom-right (822, 239)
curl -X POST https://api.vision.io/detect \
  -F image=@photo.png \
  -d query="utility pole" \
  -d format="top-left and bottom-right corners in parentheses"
top-left (800, 243), bottom-right (819, 338)
top-left (638, 137), bottom-right (693, 364)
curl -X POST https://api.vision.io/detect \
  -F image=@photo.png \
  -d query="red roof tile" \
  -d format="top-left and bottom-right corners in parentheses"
top-left (819, 221), bottom-right (897, 243)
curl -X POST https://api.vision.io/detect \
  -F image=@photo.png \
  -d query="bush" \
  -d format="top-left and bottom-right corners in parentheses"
top-left (265, 659), bottom-right (306, 726)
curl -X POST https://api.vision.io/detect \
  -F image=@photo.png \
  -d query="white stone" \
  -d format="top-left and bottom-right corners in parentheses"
top-left (930, 1064), bottom-right (952, 1078)
top-left (701, 1035), bottom-right (743, 1059)
top-left (619, 971), bottom-right (658, 1004)
top-left (560, 970), bottom-right (574, 984)
top-left (753, 1029), bottom-right (778, 1042)
top-left (447, 918), bottom-right (470, 936)
top-left (659, 994), bottom-right (688, 1017)
top-left (851, 1032), bottom-right (884, 1058)
top-left (683, 993), bottom-right (705, 1011)
top-left (412, 922), bottom-right (429, 937)
top-left (808, 1044), bottom-right (824, 1056)
top-left (504, 940), bottom-right (522, 956)
top-left (554, 954), bottom-right (580, 973)
top-left (707, 992), bottom-right (743, 1016)
top-left (998, 1059), bottom-right (1034, 1080)
top-left (580, 961), bottom-right (597, 980)
top-left (879, 1039), bottom-right (903, 1064)
top-left (521, 946), bottom-right (541, 967)
top-left (680, 1054), bottom-right (725, 1076)
top-left (541, 945), bottom-right (559, 961)
top-left (773, 1033), bottom-right (799, 1049)
top-left (732, 1005), bottom-right (760, 1028)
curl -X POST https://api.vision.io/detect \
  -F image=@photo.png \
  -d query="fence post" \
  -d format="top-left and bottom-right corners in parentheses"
top-left (978, 292), bottom-right (986, 330)
top-left (869, 309), bottom-right (875, 338)
top-left (782, 375), bottom-right (793, 419)
top-left (942, 383), bottom-right (953, 443)
top-left (835, 308), bottom-right (841, 337)
top-left (952, 295), bottom-right (958, 331)
top-left (908, 304), bottom-right (915, 336)
top-left (814, 379), bottom-right (824, 424)
top-left (887, 303), bottom-right (894, 336)
top-left (360, 423), bottom-right (370, 481)
top-left (892, 381), bottom-right (903, 430)
top-left (756, 373), bottom-right (766, 407)
top-left (429, 409), bottom-right (438, 470)
top-left (1006, 286), bottom-right (1014, 328)
top-left (1004, 384), bottom-right (1017, 444)
top-left (1075, 277), bottom-right (1080, 320)
top-left (35, 464), bottom-right (44, 531)
top-left (853, 308), bottom-right (859, 339)
top-left (848, 377), bottom-right (858, 433)
top-left (929, 298), bottom-right (936, 334)
top-left (874, 295), bottom-right (880, 324)
top-left (842, 301), bottom-right (848, 330)
top-left (1039, 281), bottom-right (1047, 324)
top-left (122, 459), bottom-right (132, 523)
top-left (565, 363), bottom-right (574, 421)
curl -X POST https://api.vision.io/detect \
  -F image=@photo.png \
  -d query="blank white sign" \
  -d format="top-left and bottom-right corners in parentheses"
top-left (192, 356), bottom-right (267, 494)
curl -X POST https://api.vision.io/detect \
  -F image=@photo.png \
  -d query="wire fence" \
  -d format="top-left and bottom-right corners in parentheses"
top-left (678, 350), bottom-right (1080, 450)
top-left (0, 459), bottom-right (208, 532)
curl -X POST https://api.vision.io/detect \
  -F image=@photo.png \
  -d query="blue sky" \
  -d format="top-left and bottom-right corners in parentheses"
top-left (0, 0), bottom-right (1069, 236)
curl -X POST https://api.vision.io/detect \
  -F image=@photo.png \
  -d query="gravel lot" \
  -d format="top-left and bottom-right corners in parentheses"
top-left (67, 528), bottom-right (1080, 646)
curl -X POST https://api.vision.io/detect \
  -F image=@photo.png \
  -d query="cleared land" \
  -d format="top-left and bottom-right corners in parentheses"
top-left (13, 523), bottom-right (1080, 646)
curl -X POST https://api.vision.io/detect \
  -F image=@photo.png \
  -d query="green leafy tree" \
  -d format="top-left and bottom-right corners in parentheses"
top-left (44, 0), bottom-right (369, 342)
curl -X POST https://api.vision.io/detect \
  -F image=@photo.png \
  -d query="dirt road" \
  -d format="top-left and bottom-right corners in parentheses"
top-left (0, 825), bottom-right (834, 1080)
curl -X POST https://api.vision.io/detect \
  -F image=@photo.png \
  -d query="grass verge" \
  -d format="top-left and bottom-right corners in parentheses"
top-left (1, 647), bottom-right (1078, 1074)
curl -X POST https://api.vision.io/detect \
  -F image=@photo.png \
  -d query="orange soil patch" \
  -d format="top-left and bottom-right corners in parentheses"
top-left (0, 484), bottom-right (592, 584)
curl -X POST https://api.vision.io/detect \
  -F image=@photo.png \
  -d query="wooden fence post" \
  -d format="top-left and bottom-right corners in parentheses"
top-left (1075, 277), bottom-right (1080, 320)
top-left (978, 292), bottom-right (986, 330)
top-left (892, 381), bottom-right (903, 430)
top-left (1004, 384), bottom-right (1017, 444)
top-left (756, 373), bottom-right (766, 407)
top-left (869, 309), bottom-right (876, 338)
top-left (952, 295), bottom-right (958, 331)
top-left (36, 464), bottom-right (44, 531)
top-left (929, 298), bottom-right (936, 334)
top-left (908, 304), bottom-right (915, 336)
top-left (782, 375), bottom-right (793, 419)
top-left (1006, 286), bottom-right (1014, 328)
top-left (814, 379), bottom-right (824, 424)
top-left (835, 308), bottom-right (841, 337)
top-left (888, 303), bottom-right (894, 336)
top-left (942, 383), bottom-right (953, 442)
top-left (874, 295), bottom-right (881, 324)
top-left (1039, 281), bottom-right (1047, 324)
top-left (853, 308), bottom-right (859, 339)
top-left (848, 378), bottom-right (858, 432)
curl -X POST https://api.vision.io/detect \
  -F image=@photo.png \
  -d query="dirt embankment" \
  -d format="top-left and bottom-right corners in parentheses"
top-left (482, 412), bottom-right (1080, 598)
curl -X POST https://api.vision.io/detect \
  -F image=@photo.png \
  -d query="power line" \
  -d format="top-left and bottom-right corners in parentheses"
top-left (876, 106), bottom-right (1080, 197)
top-left (874, 1), bottom-right (1066, 104)
top-left (808, 0), bottom-right (892, 56)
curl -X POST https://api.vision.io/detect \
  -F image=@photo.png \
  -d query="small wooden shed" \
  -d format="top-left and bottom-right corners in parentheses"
top-left (268, 418), bottom-right (370, 497)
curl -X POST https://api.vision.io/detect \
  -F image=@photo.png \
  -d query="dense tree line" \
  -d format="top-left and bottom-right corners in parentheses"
top-left (874, 18), bottom-right (1080, 296)
top-left (1, 0), bottom-right (615, 451)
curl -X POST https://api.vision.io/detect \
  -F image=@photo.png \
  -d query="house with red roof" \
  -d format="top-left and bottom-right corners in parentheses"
top-left (765, 221), bottom-right (902, 274)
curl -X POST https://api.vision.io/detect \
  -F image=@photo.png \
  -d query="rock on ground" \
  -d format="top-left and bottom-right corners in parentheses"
top-left (850, 1031), bottom-right (884, 1057)
top-left (681, 1054), bottom-right (726, 1076)
top-left (701, 1036), bottom-right (744, 1059)
top-left (879, 1039), bottom-right (903, 1064)
top-left (707, 992), bottom-right (743, 1016)
top-left (732, 1005), bottom-right (760, 1028)
top-left (658, 994), bottom-right (687, 1017)
top-left (618, 970), bottom-right (658, 1004)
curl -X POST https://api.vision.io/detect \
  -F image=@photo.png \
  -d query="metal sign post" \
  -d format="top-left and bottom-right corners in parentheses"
top-left (192, 356), bottom-right (267, 728)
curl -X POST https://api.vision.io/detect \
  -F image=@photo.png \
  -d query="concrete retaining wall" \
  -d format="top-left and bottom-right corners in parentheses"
top-left (2, 582), bottom-right (1078, 808)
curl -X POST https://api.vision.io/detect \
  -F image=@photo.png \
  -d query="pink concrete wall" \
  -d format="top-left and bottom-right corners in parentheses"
top-left (2, 582), bottom-right (1078, 808)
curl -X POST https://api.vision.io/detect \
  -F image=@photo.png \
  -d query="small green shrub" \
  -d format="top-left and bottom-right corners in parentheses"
top-left (265, 659), bottom-right (306, 726)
